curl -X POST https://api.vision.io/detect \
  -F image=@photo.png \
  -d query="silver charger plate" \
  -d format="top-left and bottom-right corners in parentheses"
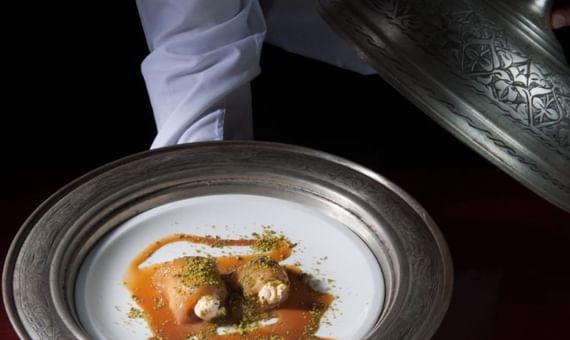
top-left (2, 141), bottom-right (452, 339)
top-left (318, 0), bottom-right (570, 212)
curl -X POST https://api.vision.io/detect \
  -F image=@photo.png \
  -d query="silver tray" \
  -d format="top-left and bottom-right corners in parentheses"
top-left (3, 141), bottom-right (452, 339)
top-left (318, 0), bottom-right (570, 212)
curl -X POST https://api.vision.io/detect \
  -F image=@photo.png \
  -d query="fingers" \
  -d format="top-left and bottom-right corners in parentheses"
top-left (552, 5), bottom-right (570, 29)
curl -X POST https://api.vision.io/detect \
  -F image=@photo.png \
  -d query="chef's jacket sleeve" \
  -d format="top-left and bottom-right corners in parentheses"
top-left (136, 0), bottom-right (266, 148)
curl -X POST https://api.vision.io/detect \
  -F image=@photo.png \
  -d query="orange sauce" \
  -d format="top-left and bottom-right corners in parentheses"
top-left (124, 233), bottom-right (334, 340)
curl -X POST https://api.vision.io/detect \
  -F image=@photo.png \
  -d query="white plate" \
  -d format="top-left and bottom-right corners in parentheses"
top-left (75, 193), bottom-right (385, 340)
top-left (5, 142), bottom-right (451, 340)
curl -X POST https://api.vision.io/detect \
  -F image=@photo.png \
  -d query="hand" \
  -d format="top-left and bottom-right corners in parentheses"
top-left (552, 4), bottom-right (570, 29)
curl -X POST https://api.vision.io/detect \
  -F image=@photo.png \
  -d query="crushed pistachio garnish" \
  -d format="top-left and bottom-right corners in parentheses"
top-left (184, 324), bottom-right (216, 340)
top-left (174, 256), bottom-right (224, 290)
top-left (224, 292), bottom-right (275, 335)
top-left (251, 226), bottom-right (289, 252)
top-left (232, 310), bottom-right (274, 335)
top-left (242, 255), bottom-right (280, 271)
top-left (126, 228), bottom-right (336, 339)
top-left (127, 307), bottom-right (145, 319)
top-left (238, 256), bottom-right (284, 298)
top-left (302, 303), bottom-right (327, 338)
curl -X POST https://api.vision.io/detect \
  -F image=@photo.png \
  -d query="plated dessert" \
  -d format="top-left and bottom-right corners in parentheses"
top-left (124, 228), bottom-right (335, 340)
top-left (4, 143), bottom-right (450, 340)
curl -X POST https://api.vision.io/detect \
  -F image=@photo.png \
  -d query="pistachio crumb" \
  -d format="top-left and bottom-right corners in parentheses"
top-left (127, 307), bottom-right (145, 319)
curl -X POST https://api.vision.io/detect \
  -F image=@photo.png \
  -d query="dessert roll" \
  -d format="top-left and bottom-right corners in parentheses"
top-left (153, 256), bottom-right (228, 324)
top-left (232, 256), bottom-right (290, 311)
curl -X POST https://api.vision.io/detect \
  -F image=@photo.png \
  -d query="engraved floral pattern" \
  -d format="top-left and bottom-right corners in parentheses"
top-left (319, 0), bottom-right (570, 200)
top-left (442, 9), bottom-right (570, 133)
top-left (363, 0), bottom-right (570, 152)
top-left (366, 0), bottom-right (416, 29)
top-left (476, 60), bottom-right (564, 127)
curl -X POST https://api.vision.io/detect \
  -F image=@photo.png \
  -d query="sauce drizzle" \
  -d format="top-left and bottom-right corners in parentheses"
top-left (124, 232), bottom-right (334, 340)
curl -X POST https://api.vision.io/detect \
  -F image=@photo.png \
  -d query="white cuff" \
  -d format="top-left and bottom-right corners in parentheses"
top-left (136, 0), bottom-right (266, 148)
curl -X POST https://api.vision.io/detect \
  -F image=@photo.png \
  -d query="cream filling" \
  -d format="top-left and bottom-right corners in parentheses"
top-left (194, 295), bottom-right (226, 321)
top-left (258, 281), bottom-right (288, 305)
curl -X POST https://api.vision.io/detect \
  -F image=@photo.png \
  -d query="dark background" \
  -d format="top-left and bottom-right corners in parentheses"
top-left (1, 1), bottom-right (569, 340)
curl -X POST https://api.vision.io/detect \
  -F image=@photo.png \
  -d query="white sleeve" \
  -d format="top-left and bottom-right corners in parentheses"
top-left (263, 0), bottom-right (375, 75)
top-left (136, 0), bottom-right (266, 148)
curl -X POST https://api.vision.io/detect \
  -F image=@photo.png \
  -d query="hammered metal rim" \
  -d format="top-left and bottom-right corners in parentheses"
top-left (2, 141), bottom-right (453, 340)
